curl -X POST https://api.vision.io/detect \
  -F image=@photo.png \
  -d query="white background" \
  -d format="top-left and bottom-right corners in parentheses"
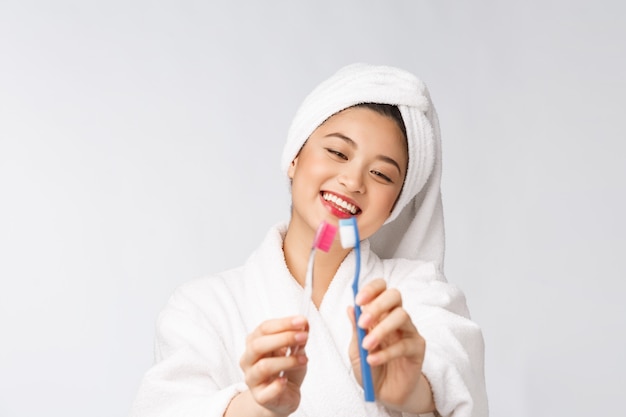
top-left (1, 1), bottom-right (625, 416)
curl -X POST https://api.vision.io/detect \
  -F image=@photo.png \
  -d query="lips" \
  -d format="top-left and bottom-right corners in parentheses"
top-left (321, 191), bottom-right (361, 217)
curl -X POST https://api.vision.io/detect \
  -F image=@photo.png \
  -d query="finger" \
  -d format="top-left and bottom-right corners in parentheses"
top-left (252, 316), bottom-right (308, 337)
top-left (346, 306), bottom-right (358, 342)
top-left (250, 376), bottom-right (288, 406)
top-left (346, 305), bottom-right (356, 327)
top-left (367, 335), bottom-right (426, 366)
top-left (241, 328), bottom-right (309, 368)
top-left (245, 353), bottom-right (308, 387)
top-left (346, 306), bottom-right (363, 382)
top-left (358, 288), bottom-right (402, 329)
top-left (361, 306), bottom-right (416, 351)
top-left (355, 278), bottom-right (387, 306)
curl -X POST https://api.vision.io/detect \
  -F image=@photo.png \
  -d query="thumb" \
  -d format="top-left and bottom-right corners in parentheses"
top-left (346, 305), bottom-right (357, 331)
top-left (346, 306), bottom-right (360, 358)
top-left (346, 306), bottom-right (364, 385)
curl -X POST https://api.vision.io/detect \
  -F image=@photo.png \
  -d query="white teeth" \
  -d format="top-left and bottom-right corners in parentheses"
top-left (322, 192), bottom-right (358, 215)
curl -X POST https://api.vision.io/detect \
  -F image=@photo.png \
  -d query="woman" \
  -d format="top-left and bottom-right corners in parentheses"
top-left (130, 63), bottom-right (488, 417)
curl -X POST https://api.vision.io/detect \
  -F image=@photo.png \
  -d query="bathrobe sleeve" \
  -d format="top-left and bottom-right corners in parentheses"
top-left (129, 273), bottom-right (248, 417)
top-left (387, 260), bottom-right (489, 417)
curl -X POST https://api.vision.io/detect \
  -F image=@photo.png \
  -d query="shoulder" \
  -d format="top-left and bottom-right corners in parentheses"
top-left (176, 266), bottom-right (246, 298)
top-left (167, 222), bottom-right (288, 311)
top-left (381, 258), bottom-right (471, 318)
top-left (159, 222), bottom-right (290, 324)
top-left (161, 266), bottom-right (247, 322)
top-left (382, 257), bottom-right (441, 281)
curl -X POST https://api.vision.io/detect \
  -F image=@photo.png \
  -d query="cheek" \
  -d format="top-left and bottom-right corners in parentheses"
top-left (290, 157), bottom-right (324, 196)
top-left (294, 153), bottom-right (330, 180)
top-left (381, 187), bottom-right (403, 212)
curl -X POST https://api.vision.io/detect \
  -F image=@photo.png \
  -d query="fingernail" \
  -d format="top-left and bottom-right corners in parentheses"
top-left (292, 316), bottom-right (306, 327)
top-left (367, 352), bottom-right (380, 365)
top-left (358, 312), bottom-right (371, 328)
top-left (294, 332), bottom-right (308, 343)
top-left (362, 335), bottom-right (374, 350)
top-left (355, 293), bottom-right (365, 305)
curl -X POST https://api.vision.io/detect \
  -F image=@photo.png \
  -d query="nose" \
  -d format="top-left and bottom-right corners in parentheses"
top-left (337, 164), bottom-right (365, 193)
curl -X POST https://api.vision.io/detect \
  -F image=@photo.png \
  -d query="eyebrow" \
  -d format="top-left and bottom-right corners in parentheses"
top-left (324, 132), bottom-right (403, 176)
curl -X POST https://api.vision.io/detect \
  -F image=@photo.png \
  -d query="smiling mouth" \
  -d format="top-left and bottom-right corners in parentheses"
top-left (321, 192), bottom-right (361, 215)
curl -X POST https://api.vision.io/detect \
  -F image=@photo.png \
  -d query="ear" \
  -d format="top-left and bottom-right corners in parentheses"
top-left (287, 156), bottom-right (299, 179)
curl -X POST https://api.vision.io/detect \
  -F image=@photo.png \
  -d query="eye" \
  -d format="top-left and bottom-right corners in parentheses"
top-left (325, 148), bottom-right (348, 160)
top-left (370, 170), bottom-right (393, 184)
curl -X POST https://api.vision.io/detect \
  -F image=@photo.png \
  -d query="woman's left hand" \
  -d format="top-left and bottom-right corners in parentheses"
top-left (347, 278), bottom-right (434, 414)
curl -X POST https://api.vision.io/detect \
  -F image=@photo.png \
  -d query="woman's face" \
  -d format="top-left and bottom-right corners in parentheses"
top-left (288, 106), bottom-right (408, 241)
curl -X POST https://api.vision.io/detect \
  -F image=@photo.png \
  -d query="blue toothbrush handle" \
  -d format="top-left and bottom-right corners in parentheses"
top-left (354, 304), bottom-right (375, 402)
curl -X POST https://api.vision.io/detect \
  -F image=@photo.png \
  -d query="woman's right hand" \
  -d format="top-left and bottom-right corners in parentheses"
top-left (235, 315), bottom-right (309, 417)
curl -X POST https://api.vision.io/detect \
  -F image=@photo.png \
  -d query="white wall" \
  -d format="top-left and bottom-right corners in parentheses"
top-left (1, 1), bottom-right (625, 416)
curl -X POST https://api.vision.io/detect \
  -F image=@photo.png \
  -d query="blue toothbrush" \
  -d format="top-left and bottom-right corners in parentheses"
top-left (339, 217), bottom-right (375, 402)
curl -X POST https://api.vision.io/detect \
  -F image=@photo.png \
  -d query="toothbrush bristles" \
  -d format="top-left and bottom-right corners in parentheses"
top-left (313, 221), bottom-right (337, 252)
top-left (339, 217), bottom-right (358, 249)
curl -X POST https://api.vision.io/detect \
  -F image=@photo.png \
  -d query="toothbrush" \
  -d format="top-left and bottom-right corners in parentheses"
top-left (280, 220), bottom-right (337, 377)
top-left (339, 216), bottom-right (375, 402)
top-left (301, 221), bottom-right (337, 317)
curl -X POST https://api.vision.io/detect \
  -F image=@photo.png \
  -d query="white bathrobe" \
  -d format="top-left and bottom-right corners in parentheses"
top-left (130, 224), bottom-right (488, 417)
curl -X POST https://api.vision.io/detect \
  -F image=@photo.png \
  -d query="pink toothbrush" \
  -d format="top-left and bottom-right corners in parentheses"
top-left (300, 221), bottom-right (337, 317)
top-left (280, 221), bottom-right (337, 377)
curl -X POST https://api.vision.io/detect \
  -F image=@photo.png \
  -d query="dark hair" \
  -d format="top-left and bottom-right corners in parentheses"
top-left (351, 103), bottom-right (407, 142)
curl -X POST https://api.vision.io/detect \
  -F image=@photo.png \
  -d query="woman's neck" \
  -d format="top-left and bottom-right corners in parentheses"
top-left (283, 221), bottom-right (351, 308)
